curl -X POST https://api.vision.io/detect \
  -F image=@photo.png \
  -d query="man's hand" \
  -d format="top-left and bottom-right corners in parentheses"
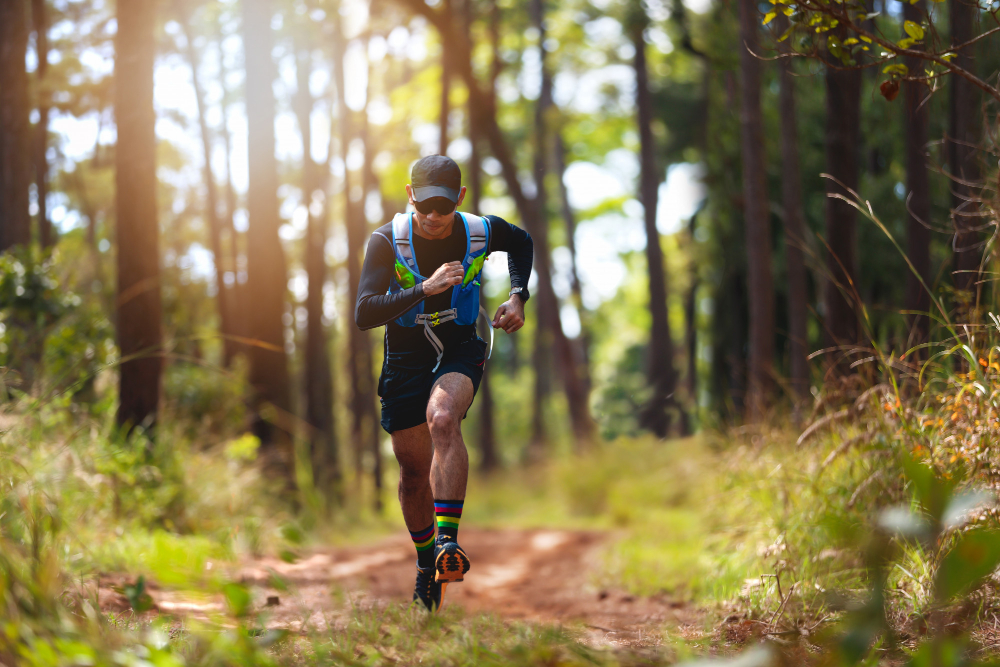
top-left (422, 261), bottom-right (464, 296)
top-left (492, 296), bottom-right (525, 333)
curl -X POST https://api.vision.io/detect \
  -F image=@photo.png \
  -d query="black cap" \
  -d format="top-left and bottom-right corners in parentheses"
top-left (411, 155), bottom-right (462, 203)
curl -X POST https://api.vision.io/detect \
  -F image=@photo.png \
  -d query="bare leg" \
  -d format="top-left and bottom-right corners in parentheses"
top-left (390, 423), bottom-right (435, 532)
top-left (426, 372), bottom-right (475, 500)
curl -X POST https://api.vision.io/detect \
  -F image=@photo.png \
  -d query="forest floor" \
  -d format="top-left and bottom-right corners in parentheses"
top-left (97, 527), bottom-right (716, 652)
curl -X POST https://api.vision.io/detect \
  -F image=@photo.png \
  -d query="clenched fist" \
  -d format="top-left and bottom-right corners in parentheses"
top-left (492, 297), bottom-right (525, 333)
top-left (422, 261), bottom-right (464, 296)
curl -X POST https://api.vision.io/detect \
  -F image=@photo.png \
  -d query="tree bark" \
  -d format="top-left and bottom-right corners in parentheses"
top-left (903, 1), bottom-right (931, 352)
top-left (334, 13), bottom-right (378, 487)
top-left (215, 32), bottom-right (247, 359)
top-left (823, 44), bottom-right (862, 352)
top-left (177, 3), bottom-right (236, 366)
top-left (631, 9), bottom-right (680, 437)
top-left (359, 79), bottom-right (383, 512)
top-left (466, 0), bottom-right (499, 473)
top-left (439, 0), bottom-right (451, 156)
top-left (526, 0), bottom-right (595, 454)
top-left (949, 0), bottom-right (980, 295)
top-left (527, 0), bottom-right (555, 455)
top-left (553, 132), bottom-right (593, 401)
top-left (293, 52), bottom-right (340, 499)
top-left (115, 0), bottom-right (163, 432)
top-left (683, 212), bottom-right (698, 431)
top-left (33, 0), bottom-right (53, 249)
top-left (0, 0), bottom-right (32, 251)
top-left (243, 0), bottom-right (294, 482)
top-left (737, 0), bottom-right (774, 421)
top-left (776, 15), bottom-right (809, 403)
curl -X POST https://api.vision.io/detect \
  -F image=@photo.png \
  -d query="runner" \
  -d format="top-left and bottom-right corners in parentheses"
top-left (355, 155), bottom-right (533, 612)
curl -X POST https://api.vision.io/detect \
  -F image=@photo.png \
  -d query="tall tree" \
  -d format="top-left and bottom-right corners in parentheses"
top-left (293, 49), bottom-right (339, 497)
top-left (466, 0), bottom-right (498, 472)
top-left (527, 0), bottom-right (556, 453)
top-left (554, 132), bottom-right (593, 404)
top-left (214, 29), bottom-right (247, 359)
top-left (949, 0), bottom-right (980, 295)
top-left (176, 2), bottom-right (237, 366)
top-left (736, 0), bottom-right (774, 420)
top-left (775, 15), bottom-right (809, 403)
top-left (33, 0), bottom-right (54, 248)
top-left (0, 0), bottom-right (32, 251)
top-left (358, 58), bottom-right (383, 509)
top-left (243, 0), bottom-right (293, 482)
top-left (903, 1), bottom-right (931, 351)
top-left (439, 0), bottom-right (452, 156)
top-left (334, 12), bottom-right (379, 487)
top-left (629, 2), bottom-right (680, 437)
top-left (527, 0), bottom-right (595, 453)
top-left (822, 43), bottom-right (862, 353)
top-left (115, 0), bottom-right (162, 431)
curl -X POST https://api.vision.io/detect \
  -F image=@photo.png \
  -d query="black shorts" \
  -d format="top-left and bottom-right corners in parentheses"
top-left (378, 337), bottom-right (488, 434)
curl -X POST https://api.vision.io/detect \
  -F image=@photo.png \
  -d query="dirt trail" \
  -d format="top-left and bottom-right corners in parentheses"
top-left (100, 528), bottom-right (708, 647)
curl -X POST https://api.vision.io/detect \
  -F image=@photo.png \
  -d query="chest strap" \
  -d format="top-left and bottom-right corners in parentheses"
top-left (415, 309), bottom-right (458, 372)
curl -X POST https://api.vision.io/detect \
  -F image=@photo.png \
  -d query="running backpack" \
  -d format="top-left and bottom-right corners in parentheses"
top-left (388, 212), bottom-right (491, 369)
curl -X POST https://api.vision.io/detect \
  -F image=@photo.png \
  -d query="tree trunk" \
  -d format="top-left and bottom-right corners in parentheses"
top-left (823, 45), bottom-right (862, 352)
top-left (737, 0), bottom-right (774, 421)
top-left (682, 211), bottom-right (699, 433)
top-left (439, 0), bottom-right (451, 156)
top-left (293, 52), bottom-right (340, 500)
top-left (776, 15), bottom-right (809, 404)
top-left (177, 4), bottom-right (236, 367)
top-left (215, 33), bottom-right (247, 359)
top-left (465, 0), bottom-right (499, 472)
top-left (334, 13), bottom-right (378, 489)
top-left (526, 0), bottom-right (554, 455)
top-left (949, 0), bottom-right (980, 296)
top-left (115, 0), bottom-right (162, 432)
top-left (33, 0), bottom-right (53, 249)
top-left (631, 10), bottom-right (679, 437)
top-left (243, 0), bottom-right (294, 483)
top-left (526, 0), bottom-right (595, 454)
top-left (359, 87), bottom-right (383, 513)
top-left (554, 132), bottom-right (593, 400)
top-left (0, 0), bottom-right (32, 251)
top-left (903, 1), bottom-right (931, 353)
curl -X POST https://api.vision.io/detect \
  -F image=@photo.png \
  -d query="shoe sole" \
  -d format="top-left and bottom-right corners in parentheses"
top-left (435, 544), bottom-right (471, 583)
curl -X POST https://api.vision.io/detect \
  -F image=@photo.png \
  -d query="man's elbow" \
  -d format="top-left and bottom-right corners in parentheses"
top-left (355, 302), bottom-right (374, 331)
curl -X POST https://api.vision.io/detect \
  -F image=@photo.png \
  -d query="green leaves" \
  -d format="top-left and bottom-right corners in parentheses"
top-left (935, 528), bottom-right (1000, 600)
top-left (903, 19), bottom-right (925, 40)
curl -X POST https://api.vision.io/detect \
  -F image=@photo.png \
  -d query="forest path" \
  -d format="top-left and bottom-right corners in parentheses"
top-left (99, 528), bottom-right (708, 648)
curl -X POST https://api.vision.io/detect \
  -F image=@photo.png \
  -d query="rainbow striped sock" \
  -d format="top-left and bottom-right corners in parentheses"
top-left (409, 524), bottom-right (436, 568)
top-left (435, 499), bottom-right (464, 541)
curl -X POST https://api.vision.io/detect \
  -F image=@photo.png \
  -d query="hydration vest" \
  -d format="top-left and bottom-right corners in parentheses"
top-left (388, 211), bottom-right (491, 370)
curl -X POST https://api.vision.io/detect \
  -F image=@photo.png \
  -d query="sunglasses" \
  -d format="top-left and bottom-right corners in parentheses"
top-left (413, 197), bottom-right (457, 216)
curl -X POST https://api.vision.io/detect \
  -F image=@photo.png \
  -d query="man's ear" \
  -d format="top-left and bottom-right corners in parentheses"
top-left (457, 186), bottom-right (467, 208)
top-left (405, 184), bottom-right (414, 203)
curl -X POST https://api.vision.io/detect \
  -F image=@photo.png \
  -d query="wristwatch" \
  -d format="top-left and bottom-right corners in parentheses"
top-left (509, 286), bottom-right (529, 302)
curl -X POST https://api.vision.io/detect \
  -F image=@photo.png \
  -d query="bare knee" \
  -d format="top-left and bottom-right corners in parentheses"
top-left (427, 405), bottom-right (461, 441)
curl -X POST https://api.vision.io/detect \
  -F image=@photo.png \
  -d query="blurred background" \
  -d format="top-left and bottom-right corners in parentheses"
top-left (5, 0), bottom-right (1000, 661)
top-left (0, 0), bottom-right (998, 503)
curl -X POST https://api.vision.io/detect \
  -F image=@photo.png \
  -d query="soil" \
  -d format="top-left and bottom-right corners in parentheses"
top-left (98, 528), bottom-right (714, 649)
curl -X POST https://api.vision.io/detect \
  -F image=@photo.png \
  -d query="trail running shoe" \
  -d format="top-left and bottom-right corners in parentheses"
top-left (413, 565), bottom-right (442, 612)
top-left (434, 534), bottom-right (471, 584)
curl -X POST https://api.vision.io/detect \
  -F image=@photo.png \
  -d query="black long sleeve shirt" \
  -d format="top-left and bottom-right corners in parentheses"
top-left (355, 214), bottom-right (533, 358)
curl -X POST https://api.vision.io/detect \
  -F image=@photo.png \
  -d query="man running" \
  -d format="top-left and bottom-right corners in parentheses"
top-left (355, 155), bottom-right (533, 612)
